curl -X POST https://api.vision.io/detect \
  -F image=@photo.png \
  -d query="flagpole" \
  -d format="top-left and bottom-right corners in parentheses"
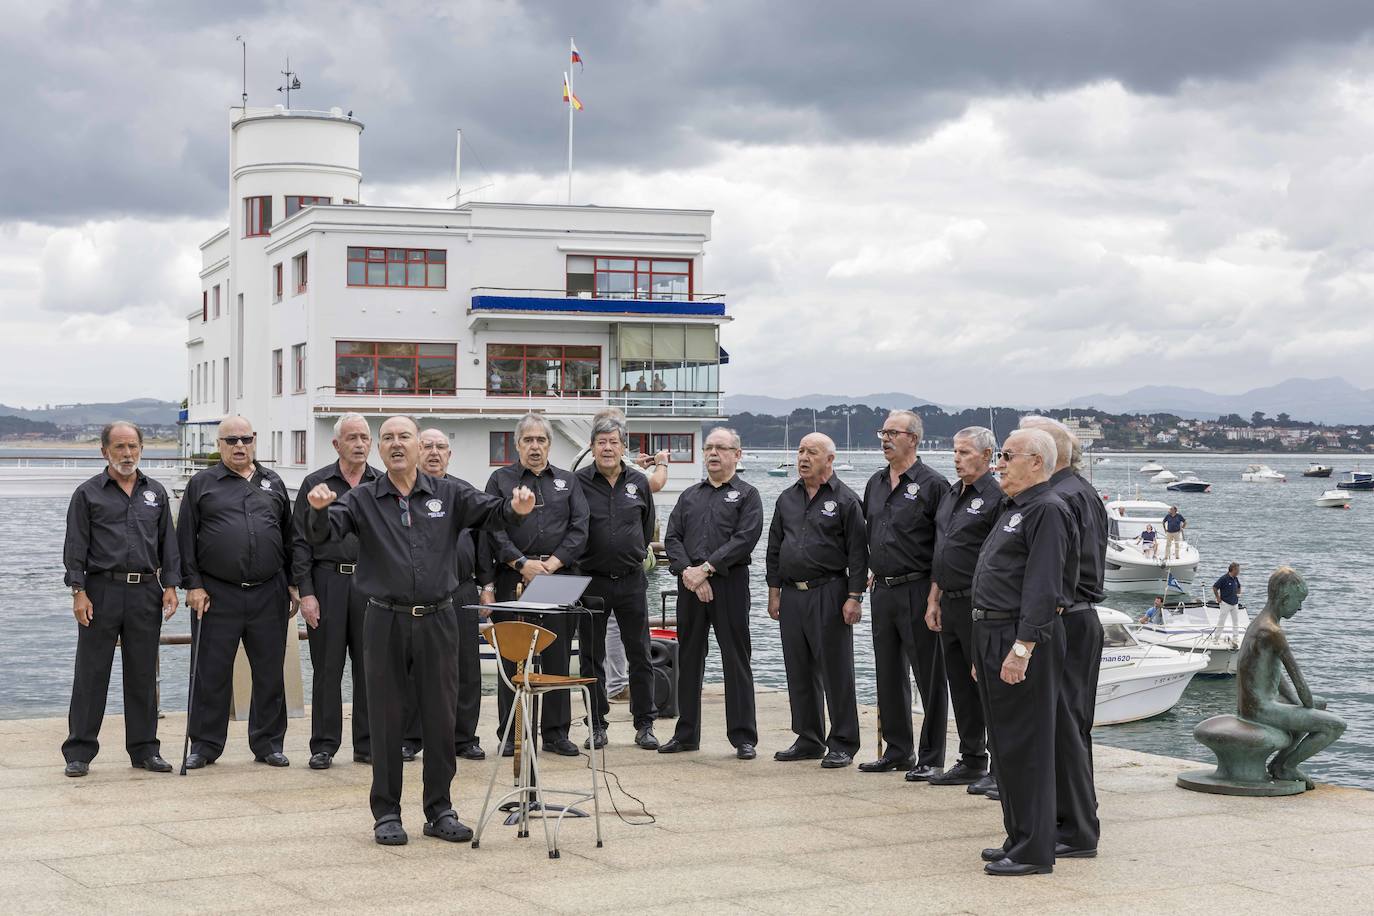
top-left (566, 36), bottom-right (575, 204)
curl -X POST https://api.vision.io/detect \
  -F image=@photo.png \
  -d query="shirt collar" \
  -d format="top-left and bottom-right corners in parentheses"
top-left (213, 460), bottom-right (262, 481)
top-left (1049, 467), bottom-right (1073, 485)
top-left (703, 473), bottom-right (738, 491)
top-left (374, 471), bottom-right (434, 500)
top-left (1007, 479), bottom-right (1052, 507)
top-left (336, 460), bottom-right (379, 483)
top-left (102, 467), bottom-right (148, 488)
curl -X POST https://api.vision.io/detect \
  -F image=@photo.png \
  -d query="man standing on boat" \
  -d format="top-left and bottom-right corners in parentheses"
top-left (661, 426), bottom-right (764, 758)
top-left (1162, 506), bottom-right (1186, 560)
top-left (1213, 562), bottom-right (1243, 644)
top-left (306, 415), bottom-right (535, 846)
top-left (972, 428), bottom-right (1075, 876)
top-left (61, 422), bottom-right (180, 777)
top-left (179, 416), bottom-right (297, 769)
top-left (926, 426), bottom-right (1004, 793)
top-left (482, 413), bottom-right (589, 757)
top-left (858, 410), bottom-right (950, 780)
top-left (766, 432), bottom-right (867, 769)
top-left (1022, 415), bottom-right (1105, 860)
top-left (292, 414), bottom-right (378, 770)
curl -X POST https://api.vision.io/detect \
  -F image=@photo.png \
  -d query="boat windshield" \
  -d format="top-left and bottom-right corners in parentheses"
top-left (1102, 623), bottom-right (1135, 648)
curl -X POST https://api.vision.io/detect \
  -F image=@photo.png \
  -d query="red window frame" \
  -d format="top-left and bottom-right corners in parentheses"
top-left (292, 343), bottom-right (306, 394)
top-left (285, 195), bottom-right (330, 218)
top-left (271, 349), bottom-right (283, 396)
top-left (346, 247), bottom-right (447, 288)
top-left (629, 432), bottom-right (694, 463)
top-left (293, 252), bottom-right (308, 294)
top-left (485, 343), bottom-right (601, 397)
top-left (201, 290), bottom-right (208, 322)
top-left (334, 341), bottom-right (458, 395)
top-left (292, 430), bottom-right (307, 465)
top-left (489, 431), bottom-right (516, 466)
top-left (592, 257), bottom-right (692, 300)
top-left (273, 264), bottom-right (283, 302)
top-left (243, 196), bottom-right (272, 237)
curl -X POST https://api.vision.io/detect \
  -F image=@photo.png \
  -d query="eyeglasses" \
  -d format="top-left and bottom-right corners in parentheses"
top-left (702, 445), bottom-right (739, 454)
top-left (220, 435), bottom-right (256, 446)
top-left (876, 429), bottom-right (914, 439)
top-left (419, 442), bottom-right (450, 452)
top-left (996, 450), bottom-right (1025, 462)
top-left (398, 495), bottom-right (411, 528)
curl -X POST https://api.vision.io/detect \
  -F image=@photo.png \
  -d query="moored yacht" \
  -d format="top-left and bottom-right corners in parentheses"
top-left (1166, 472), bottom-right (1211, 493)
top-left (1134, 599), bottom-right (1249, 675)
top-left (1336, 470), bottom-right (1374, 491)
top-left (1139, 459), bottom-right (1164, 473)
top-left (1241, 464), bottom-right (1286, 482)
top-left (1303, 463), bottom-right (1334, 478)
top-left (1149, 469), bottom-right (1179, 484)
top-left (1314, 489), bottom-right (1351, 508)
top-left (1103, 498), bottom-right (1200, 593)
top-left (1094, 608), bottom-right (1209, 725)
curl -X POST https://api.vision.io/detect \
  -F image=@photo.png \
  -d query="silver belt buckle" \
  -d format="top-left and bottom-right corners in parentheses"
top-left (125, 572), bottom-right (142, 585)
top-left (411, 605), bottom-right (426, 617)
top-left (794, 581), bottom-right (809, 591)
top-left (338, 564), bottom-right (356, 575)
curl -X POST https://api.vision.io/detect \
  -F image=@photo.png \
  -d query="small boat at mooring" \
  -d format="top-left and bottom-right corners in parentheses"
top-left (1166, 473), bottom-right (1211, 493)
top-left (1336, 471), bottom-right (1374, 491)
top-left (1303, 463), bottom-right (1334, 478)
top-left (1314, 490), bottom-right (1351, 508)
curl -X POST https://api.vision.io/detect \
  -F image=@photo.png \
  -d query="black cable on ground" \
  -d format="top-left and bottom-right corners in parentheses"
top-left (580, 747), bottom-right (656, 826)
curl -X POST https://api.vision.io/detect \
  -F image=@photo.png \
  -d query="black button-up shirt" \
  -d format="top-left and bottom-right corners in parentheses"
top-left (64, 469), bottom-right (180, 589)
top-left (862, 458), bottom-right (948, 578)
top-left (664, 473), bottom-right (763, 577)
top-left (291, 460), bottom-right (380, 597)
top-left (972, 480), bottom-right (1077, 643)
top-left (766, 476), bottom-right (868, 594)
top-left (932, 471), bottom-right (1005, 592)
top-left (576, 465), bottom-right (656, 577)
top-left (178, 461), bottom-right (292, 589)
top-left (1050, 467), bottom-right (1106, 605)
top-left (483, 463), bottom-right (588, 568)
top-left (308, 471), bottom-right (517, 605)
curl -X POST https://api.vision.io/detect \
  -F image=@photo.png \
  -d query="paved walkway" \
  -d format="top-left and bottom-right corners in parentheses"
top-left (3, 688), bottom-right (1373, 914)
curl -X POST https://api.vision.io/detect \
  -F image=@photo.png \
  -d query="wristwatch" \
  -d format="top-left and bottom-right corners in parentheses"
top-left (513, 557), bottom-right (527, 572)
top-left (702, 561), bottom-right (715, 576)
top-left (1012, 642), bottom-right (1031, 659)
top-left (848, 592), bottom-right (864, 603)
top-left (71, 586), bottom-right (84, 596)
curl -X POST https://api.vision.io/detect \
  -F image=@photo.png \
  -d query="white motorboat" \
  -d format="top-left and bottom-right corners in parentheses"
top-left (1241, 463), bottom-right (1286, 482)
top-left (735, 461), bottom-right (748, 473)
top-left (833, 461), bottom-right (855, 472)
top-left (1134, 599), bottom-right (1248, 675)
top-left (1094, 608), bottom-right (1209, 725)
top-left (1103, 498), bottom-right (1200, 593)
top-left (1149, 469), bottom-right (1179, 484)
top-left (1139, 459), bottom-right (1164, 474)
top-left (1314, 489), bottom-right (1351, 508)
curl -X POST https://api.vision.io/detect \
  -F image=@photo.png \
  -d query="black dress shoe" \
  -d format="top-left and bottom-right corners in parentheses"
top-left (64, 760), bottom-right (89, 777)
top-left (134, 755), bottom-right (173, 773)
top-left (858, 754), bottom-right (915, 773)
top-left (255, 752), bottom-right (290, 767)
top-left (904, 764), bottom-right (941, 782)
top-left (635, 726), bottom-right (660, 750)
top-left (353, 752), bottom-right (372, 764)
top-left (981, 846), bottom-right (1009, 863)
top-left (657, 738), bottom-right (699, 754)
top-left (1054, 843), bottom-right (1098, 859)
top-left (820, 750), bottom-right (853, 769)
top-left (985, 786), bottom-right (1001, 801)
top-left (985, 857), bottom-right (1052, 876)
top-left (967, 774), bottom-right (997, 795)
top-left (543, 737), bottom-right (579, 756)
top-left (583, 730), bottom-right (608, 750)
top-left (308, 752), bottom-right (332, 770)
top-left (774, 742), bottom-right (826, 762)
top-left (183, 753), bottom-right (210, 770)
top-left (736, 744), bottom-right (757, 760)
top-left (457, 744), bottom-right (486, 761)
top-left (930, 761), bottom-right (987, 786)
top-left (500, 739), bottom-right (515, 758)
top-left (400, 745), bottom-right (419, 762)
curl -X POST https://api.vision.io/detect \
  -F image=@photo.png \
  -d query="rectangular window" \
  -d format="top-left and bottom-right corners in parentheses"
top-left (201, 290), bottom-right (208, 322)
top-left (212, 284), bottom-right (221, 319)
top-left (271, 349), bottom-right (283, 396)
top-left (489, 431), bottom-right (516, 466)
top-left (222, 357), bottom-right (229, 414)
top-left (486, 343), bottom-right (601, 397)
top-left (629, 433), bottom-right (694, 463)
top-left (285, 195), bottom-right (330, 218)
top-left (617, 323), bottom-right (719, 399)
top-left (273, 264), bottom-right (283, 302)
top-left (292, 343), bottom-right (307, 394)
top-left (346, 247), bottom-right (446, 288)
top-left (293, 252), bottom-right (308, 294)
top-left (243, 196), bottom-right (272, 237)
top-left (335, 341), bottom-right (457, 395)
top-left (292, 430), bottom-right (307, 465)
top-left (272, 431), bottom-right (283, 462)
top-left (585, 257), bottom-right (692, 300)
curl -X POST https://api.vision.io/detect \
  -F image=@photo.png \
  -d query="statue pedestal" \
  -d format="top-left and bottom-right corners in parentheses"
top-left (1177, 713), bottom-right (1307, 796)
top-left (1176, 770), bottom-right (1306, 797)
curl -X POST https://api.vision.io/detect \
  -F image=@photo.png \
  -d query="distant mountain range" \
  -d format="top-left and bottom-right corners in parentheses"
top-left (724, 392), bottom-right (935, 415)
top-left (0, 398), bottom-right (181, 427)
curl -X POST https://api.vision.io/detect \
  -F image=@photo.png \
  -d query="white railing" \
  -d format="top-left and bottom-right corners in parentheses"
top-left (312, 386), bottom-right (722, 417)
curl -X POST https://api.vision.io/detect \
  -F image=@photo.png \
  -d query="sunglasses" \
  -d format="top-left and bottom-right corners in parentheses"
top-left (398, 495), bottom-right (411, 528)
top-left (997, 450), bottom-right (1033, 462)
top-left (220, 435), bottom-right (256, 446)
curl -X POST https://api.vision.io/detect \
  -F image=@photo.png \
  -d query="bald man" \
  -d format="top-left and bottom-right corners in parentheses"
top-left (179, 416), bottom-right (298, 769)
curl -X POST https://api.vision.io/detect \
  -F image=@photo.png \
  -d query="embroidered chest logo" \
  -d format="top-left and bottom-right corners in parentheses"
top-left (967, 497), bottom-right (984, 515)
top-left (725, 490), bottom-right (740, 502)
top-left (259, 479), bottom-right (273, 491)
top-left (903, 482), bottom-right (919, 500)
top-left (142, 490), bottom-right (158, 507)
top-left (625, 483), bottom-right (639, 498)
top-left (425, 497), bottom-right (446, 518)
top-left (552, 478), bottom-right (568, 491)
top-left (1002, 512), bottom-right (1023, 533)
top-left (821, 499), bottom-right (838, 518)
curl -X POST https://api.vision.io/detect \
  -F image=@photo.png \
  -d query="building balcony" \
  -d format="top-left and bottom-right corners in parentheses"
top-left (310, 386), bottom-right (723, 419)
top-left (469, 288), bottom-right (726, 320)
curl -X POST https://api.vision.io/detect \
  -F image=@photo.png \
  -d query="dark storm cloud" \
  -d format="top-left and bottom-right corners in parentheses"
top-left (5, 0), bottom-right (1374, 224)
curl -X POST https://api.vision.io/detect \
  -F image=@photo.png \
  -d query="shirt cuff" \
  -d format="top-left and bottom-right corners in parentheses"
top-left (297, 579), bottom-right (315, 598)
top-left (1016, 620), bottom-right (1052, 644)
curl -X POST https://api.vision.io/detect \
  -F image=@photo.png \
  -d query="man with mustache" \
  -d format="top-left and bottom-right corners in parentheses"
top-left (179, 416), bottom-right (298, 769)
top-left (61, 421), bottom-right (180, 777)
top-left (306, 415), bottom-right (535, 846)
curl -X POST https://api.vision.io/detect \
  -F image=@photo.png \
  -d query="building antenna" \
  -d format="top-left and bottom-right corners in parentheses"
top-left (235, 36), bottom-right (247, 109)
top-left (277, 57), bottom-right (301, 108)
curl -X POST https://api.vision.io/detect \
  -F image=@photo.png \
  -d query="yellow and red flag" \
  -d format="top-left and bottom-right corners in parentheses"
top-left (563, 73), bottom-right (583, 110)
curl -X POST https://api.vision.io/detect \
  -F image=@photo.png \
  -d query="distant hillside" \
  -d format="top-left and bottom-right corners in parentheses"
top-left (0, 414), bottom-right (60, 437)
top-left (724, 391), bottom-right (936, 415)
top-left (0, 398), bottom-right (180, 426)
top-left (1065, 377), bottom-right (1374, 425)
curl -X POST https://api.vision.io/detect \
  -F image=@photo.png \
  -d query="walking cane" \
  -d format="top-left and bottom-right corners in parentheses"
top-left (179, 611), bottom-right (204, 776)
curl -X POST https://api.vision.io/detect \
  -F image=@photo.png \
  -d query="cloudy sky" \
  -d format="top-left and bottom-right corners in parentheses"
top-left (6, 0), bottom-right (1374, 409)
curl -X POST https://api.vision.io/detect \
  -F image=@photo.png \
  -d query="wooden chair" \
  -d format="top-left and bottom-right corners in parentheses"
top-left (471, 620), bottom-right (603, 858)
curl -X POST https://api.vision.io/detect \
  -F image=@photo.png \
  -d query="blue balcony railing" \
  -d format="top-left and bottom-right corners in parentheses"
top-left (471, 287), bottom-right (725, 317)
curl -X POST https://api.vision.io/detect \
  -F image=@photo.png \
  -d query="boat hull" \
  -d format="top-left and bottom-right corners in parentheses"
top-left (1303, 469), bottom-right (1333, 478)
top-left (1165, 481), bottom-right (1210, 492)
top-left (1095, 653), bottom-right (1209, 724)
top-left (1104, 540), bottom-right (1199, 593)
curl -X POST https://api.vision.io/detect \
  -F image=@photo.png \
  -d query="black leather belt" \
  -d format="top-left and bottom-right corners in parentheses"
top-left (95, 571), bottom-right (157, 585)
top-left (206, 574), bottom-right (273, 589)
top-left (585, 568), bottom-right (641, 581)
top-left (1060, 602), bottom-right (1093, 615)
top-left (972, 608), bottom-right (1017, 621)
top-left (368, 597), bottom-right (454, 617)
top-left (874, 572), bottom-right (924, 588)
top-left (316, 562), bottom-right (356, 575)
top-left (941, 587), bottom-right (971, 599)
top-left (785, 574), bottom-right (840, 591)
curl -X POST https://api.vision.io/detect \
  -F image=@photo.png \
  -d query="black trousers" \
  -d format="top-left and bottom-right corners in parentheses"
top-left (189, 573), bottom-right (289, 760)
top-left (62, 576), bottom-right (163, 764)
top-left (493, 568), bottom-right (570, 742)
top-left (778, 578), bottom-right (859, 756)
top-left (364, 601), bottom-right (459, 824)
top-left (937, 591), bottom-right (988, 769)
top-left (580, 571), bottom-right (657, 731)
top-left (402, 581), bottom-right (481, 752)
top-left (306, 566), bottom-right (369, 757)
top-left (976, 615), bottom-right (1065, 868)
top-left (870, 578), bottom-right (947, 766)
top-left (1056, 608), bottom-right (1104, 850)
top-left (673, 566), bottom-right (757, 748)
